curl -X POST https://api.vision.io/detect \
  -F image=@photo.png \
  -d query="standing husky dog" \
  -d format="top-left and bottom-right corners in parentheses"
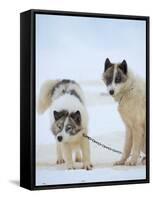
top-left (102, 58), bottom-right (146, 165)
top-left (37, 79), bottom-right (92, 170)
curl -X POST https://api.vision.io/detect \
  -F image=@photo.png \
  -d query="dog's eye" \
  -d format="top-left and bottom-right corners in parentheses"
top-left (106, 77), bottom-right (112, 85)
top-left (57, 124), bottom-right (62, 129)
top-left (66, 125), bottom-right (73, 132)
top-left (115, 77), bottom-right (121, 83)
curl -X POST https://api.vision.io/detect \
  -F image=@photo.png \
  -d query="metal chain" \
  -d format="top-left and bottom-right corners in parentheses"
top-left (83, 134), bottom-right (122, 155)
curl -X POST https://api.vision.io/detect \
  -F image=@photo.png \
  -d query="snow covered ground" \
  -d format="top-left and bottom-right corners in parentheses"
top-left (36, 81), bottom-right (146, 186)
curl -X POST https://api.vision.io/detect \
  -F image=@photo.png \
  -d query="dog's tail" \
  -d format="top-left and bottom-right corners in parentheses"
top-left (37, 80), bottom-right (59, 114)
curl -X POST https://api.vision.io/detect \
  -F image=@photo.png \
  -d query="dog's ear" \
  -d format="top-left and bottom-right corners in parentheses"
top-left (119, 60), bottom-right (128, 75)
top-left (104, 58), bottom-right (112, 72)
top-left (70, 110), bottom-right (81, 125)
top-left (53, 110), bottom-right (68, 121)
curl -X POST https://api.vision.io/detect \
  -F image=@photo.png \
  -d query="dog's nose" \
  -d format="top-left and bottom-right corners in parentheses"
top-left (109, 90), bottom-right (114, 95)
top-left (57, 136), bottom-right (63, 142)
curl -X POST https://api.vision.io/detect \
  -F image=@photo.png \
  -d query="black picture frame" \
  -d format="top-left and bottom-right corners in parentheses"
top-left (20, 9), bottom-right (150, 190)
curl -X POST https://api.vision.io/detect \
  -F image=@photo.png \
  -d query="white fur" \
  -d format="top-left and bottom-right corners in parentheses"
top-left (37, 80), bottom-right (59, 114)
top-left (37, 80), bottom-right (92, 170)
top-left (112, 70), bottom-right (146, 166)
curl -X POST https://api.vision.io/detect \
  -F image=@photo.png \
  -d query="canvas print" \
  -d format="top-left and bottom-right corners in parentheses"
top-left (35, 13), bottom-right (147, 186)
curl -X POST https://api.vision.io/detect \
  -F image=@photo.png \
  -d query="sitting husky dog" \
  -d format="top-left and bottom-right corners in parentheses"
top-left (102, 58), bottom-right (146, 166)
top-left (37, 79), bottom-right (92, 170)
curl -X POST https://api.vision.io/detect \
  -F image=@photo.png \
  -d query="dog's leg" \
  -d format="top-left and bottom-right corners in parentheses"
top-left (114, 126), bottom-right (132, 165)
top-left (141, 127), bottom-right (146, 165)
top-left (75, 149), bottom-right (82, 162)
top-left (80, 134), bottom-right (93, 170)
top-left (142, 134), bottom-right (146, 154)
top-left (62, 143), bottom-right (75, 169)
top-left (125, 126), bottom-right (143, 166)
top-left (56, 143), bottom-right (65, 164)
top-left (142, 137), bottom-right (146, 165)
top-left (141, 125), bottom-right (146, 154)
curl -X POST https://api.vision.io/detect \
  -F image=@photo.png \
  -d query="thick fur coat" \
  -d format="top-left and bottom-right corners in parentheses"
top-left (37, 79), bottom-right (92, 170)
top-left (103, 58), bottom-right (146, 165)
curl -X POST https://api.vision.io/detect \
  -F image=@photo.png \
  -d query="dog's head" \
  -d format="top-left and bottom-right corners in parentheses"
top-left (102, 58), bottom-right (128, 96)
top-left (51, 110), bottom-right (82, 143)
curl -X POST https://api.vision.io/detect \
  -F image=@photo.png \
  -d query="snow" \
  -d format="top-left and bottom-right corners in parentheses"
top-left (36, 166), bottom-right (145, 186)
top-left (36, 81), bottom-right (146, 186)
top-left (36, 139), bottom-right (145, 186)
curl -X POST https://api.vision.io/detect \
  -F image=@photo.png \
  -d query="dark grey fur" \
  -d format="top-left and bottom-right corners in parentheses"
top-left (69, 89), bottom-right (83, 103)
top-left (103, 65), bottom-right (115, 86)
top-left (52, 110), bottom-right (82, 136)
top-left (103, 58), bottom-right (128, 86)
top-left (51, 79), bottom-right (83, 103)
top-left (51, 79), bottom-right (76, 95)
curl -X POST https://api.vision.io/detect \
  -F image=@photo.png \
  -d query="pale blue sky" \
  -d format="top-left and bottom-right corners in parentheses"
top-left (36, 14), bottom-right (146, 89)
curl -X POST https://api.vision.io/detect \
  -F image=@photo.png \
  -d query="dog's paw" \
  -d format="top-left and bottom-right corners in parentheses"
top-left (141, 156), bottom-right (146, 165)
top-left (114, 159), bottom-right (125, 166)
top-left (82, 162), bottom-right (93, 170)
top-left (56, 158), bottom-right (65, 165)
top-left (125, 159), bottom-right (137, 166)
top-left (68, 166), bottom-right (76, 170)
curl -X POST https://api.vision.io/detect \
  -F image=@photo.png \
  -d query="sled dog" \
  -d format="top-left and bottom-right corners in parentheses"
top-left (37, 79), bottom-right (92, 170)
top-left (102, 58), bottom-right (146, 165)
